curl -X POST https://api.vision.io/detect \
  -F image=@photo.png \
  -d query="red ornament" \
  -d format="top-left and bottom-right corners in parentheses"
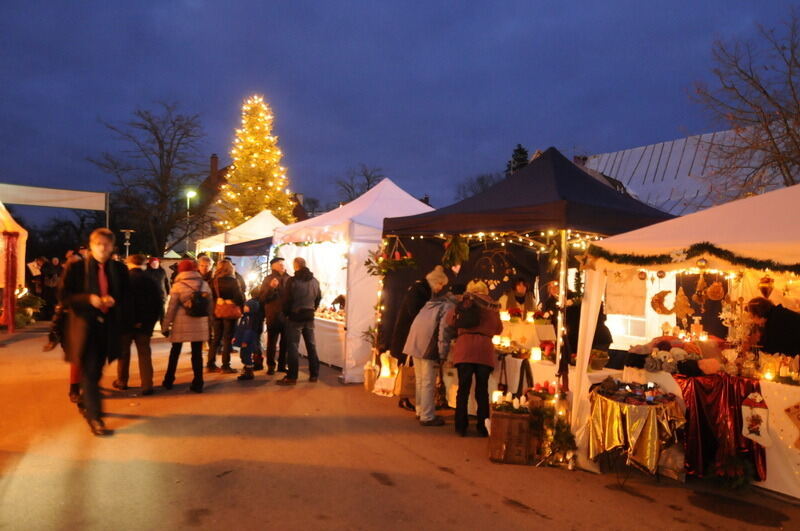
top-left (638, 271), bottom-right (647, 281)
top-left (394, 251), bottom-right (401, 260)
top-left (405, 251), bottom-right (412, 259)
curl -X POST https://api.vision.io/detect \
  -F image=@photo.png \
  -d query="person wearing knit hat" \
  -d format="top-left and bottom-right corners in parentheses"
top-left (145, 256), bottom-right (171, 305)
top-left (177, 259), bottom-right (197, 273)
top-left (466, 280), bottom-right (489, 295)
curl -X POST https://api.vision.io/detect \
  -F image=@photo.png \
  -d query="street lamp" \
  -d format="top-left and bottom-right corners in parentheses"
top-left (185, 189), bottom-right (197, 253)
top-left (120, 229), bottom-right (136, 258)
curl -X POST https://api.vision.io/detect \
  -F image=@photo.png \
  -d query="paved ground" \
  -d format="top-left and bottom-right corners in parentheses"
top-left (1, 326), bottom-right (799, 530)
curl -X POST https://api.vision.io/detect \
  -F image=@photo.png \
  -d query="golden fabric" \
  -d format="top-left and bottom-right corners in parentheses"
top-left (588, 392), bottom-right (685, 474)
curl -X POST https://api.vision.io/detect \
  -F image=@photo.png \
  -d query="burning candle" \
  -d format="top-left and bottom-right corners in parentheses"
top-left (500, 311), bottom-right (511, 322)
top-left (492, 335), bottom-right (501, 346)
top-left (526, 312), bottom-right (535, 322)
top-left (764, 371), bottom-right (775, 381)
top-left (500, 336), bottom-right (512, 348)
top-left (491, 390), bottom-right (504, 403)
top-left (531, 347), bottom-right (542, 361)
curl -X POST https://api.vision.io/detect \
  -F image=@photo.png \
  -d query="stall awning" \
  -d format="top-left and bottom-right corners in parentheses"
top-left (225, 236), bottom-right (272, 256)
top-left (0, 183), bottom-right (107, 211)
top-left (196, 210), bottom-right (284, 254)
top-left (383, 147), bottom-right (672, 236)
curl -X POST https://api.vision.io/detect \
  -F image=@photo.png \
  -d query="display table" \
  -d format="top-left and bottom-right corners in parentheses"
top-left (588, 391), bottom-right (685, 475)
top-left (674, 374), bottom-right (766, 482)
top-left (444, 357), bottom-right (621, 414)
top-left (299, 317), bottom-right (345, 369)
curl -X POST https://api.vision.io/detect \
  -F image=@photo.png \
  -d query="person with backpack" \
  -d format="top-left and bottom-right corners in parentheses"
top-left (402, 266), bottom-right (455, 427)
top-left (162, 259), bottom-right (213, 393)
top-left (208, 260), bottom-right (245, 374)
top-left (446, 280), bottom-right (503, 437)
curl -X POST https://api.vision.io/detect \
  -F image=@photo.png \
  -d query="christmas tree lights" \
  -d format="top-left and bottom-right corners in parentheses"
top-left (217, 94), bottom-right (296, 229)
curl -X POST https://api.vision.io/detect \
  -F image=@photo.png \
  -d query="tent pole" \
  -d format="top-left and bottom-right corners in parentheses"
top-left (554, 229), bottom-right (568, 381)
top-left (105, 193), bottom-right (110, 228)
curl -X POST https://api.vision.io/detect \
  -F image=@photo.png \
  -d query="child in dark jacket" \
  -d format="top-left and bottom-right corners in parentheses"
top-left (234, 298), bottom-right (263, 381)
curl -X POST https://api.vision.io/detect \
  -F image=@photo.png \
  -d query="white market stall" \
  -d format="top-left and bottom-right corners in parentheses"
top-left (0, 201), bottom-right (28, 332)
top-left (573, 183), bottom-right (800, 498)
top-left (196, 210), bottom-right (285, 254)
top-left (272, 179), bottom-right (433, 382)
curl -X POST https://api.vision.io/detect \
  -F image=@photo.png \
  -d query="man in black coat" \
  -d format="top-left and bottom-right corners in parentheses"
top-left (59, 228), bottom-right (131, 436)
top-left (258, 257), bottom-right (289, 374)
top-left (145, 257), bottom-right (171, 304)
top-left (113, 254), bottom-right (163, 394)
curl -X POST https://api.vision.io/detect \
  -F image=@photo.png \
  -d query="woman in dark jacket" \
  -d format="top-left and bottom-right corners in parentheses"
top-left (390, 277), bottom-right (433, 411)
top-left (208, 260), bottom-right (245, 373)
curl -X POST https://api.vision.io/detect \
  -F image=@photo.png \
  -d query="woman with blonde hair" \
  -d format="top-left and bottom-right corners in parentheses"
top-left (208, 260), bottom-right (245, 373)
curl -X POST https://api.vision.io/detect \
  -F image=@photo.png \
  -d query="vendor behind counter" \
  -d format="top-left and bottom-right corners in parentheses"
top-left (747, 297), bottom-right (800, 356)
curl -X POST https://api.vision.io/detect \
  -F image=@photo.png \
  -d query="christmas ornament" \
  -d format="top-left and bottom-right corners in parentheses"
top-left (742, 393), bottom-right (771, 447)
top-left (650, 290), bottom-right (675, 315)
top-left (692, 274), bottom-right (708, 313)
top-left (673, 287), bottom-right (695, 322)
top-left (638, 270), bottom-right (647, 281)
top-left (759, 275), bottom-right (775, 298)
top-left (656, 270), bottom-right (666, 279)
top-left (696, 258), bottom-right (708, 269)
top-left (706, 281), bottom-right (725, 301)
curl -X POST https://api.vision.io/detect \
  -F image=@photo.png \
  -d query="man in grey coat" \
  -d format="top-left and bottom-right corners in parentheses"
top-left (277, 257), bottom-right (321, 385)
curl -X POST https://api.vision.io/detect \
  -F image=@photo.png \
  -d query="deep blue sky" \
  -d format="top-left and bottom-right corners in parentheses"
top-left (1, 1), bottom-right (796, 224)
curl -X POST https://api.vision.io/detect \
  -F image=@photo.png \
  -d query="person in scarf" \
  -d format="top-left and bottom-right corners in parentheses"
top-left (59, 229), bottom-right (131, 436)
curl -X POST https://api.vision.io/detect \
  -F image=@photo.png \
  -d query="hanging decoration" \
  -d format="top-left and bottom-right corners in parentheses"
top-left (587, 242), bottom-right (800, 275)
top-left (696, 258), bottom-right (709, 270)
top-left (759, 275), bottom-right (775, 298)
top-left (637, 270), bottom-right (647, 281)
top-left (674, 287), bottom-right (695, 324)
top-left (651, 290), bottom-right (675, 315)
top-left (707, 281), bottom-right (725, 301)
top-left (741, 393), bottom-right (772, 447)
top-left (657, 270), bottom-right (666, 279)
top-left (692, 274), bottom-right (708, 313)
top-left (364, 238), bottom-right (415, 277)
top-left (442, 234), bottom-right (470, 269)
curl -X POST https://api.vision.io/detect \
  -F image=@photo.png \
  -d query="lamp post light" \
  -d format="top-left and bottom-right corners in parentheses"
top-left (120, 229), bottom-right (136, 258)
top-left (185, 189), bottom-right (197, 253)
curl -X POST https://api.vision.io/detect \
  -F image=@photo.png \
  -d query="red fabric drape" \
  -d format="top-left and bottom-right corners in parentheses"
top-left (674, 373), bottom-right (766, 481)
top-left (3, 232), bottom-right (18, 334)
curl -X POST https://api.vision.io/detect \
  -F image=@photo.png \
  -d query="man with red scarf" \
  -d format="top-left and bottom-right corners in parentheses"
top-left (59, 228), bottom-right (131, 436)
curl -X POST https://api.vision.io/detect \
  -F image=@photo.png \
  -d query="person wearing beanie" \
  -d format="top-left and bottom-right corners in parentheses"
top-left (162, 259), bottom-right (213, 393)
top-left (447, 279), bottom-right (502, 437)
top-left (403, 266), bottom-right (456, 427)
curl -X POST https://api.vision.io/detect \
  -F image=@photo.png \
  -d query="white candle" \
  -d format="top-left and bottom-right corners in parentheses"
top-left (531, 347), bottom-right (542, 361)
top-left (500, 311), bottom-right (511, 322)
top-left (491, 390), bottom-right (504, 403)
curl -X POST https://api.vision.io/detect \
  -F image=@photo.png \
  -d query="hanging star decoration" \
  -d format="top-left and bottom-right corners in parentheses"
top-left (576, 252), bottom-right (597, 271)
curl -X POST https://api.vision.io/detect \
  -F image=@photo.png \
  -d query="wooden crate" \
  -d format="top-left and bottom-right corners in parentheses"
top-left (489, 410), bottom-right (539, 465)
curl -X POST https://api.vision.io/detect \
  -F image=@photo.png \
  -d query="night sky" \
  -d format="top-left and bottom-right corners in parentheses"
top-left (1, 1), bottom-right (795, 224)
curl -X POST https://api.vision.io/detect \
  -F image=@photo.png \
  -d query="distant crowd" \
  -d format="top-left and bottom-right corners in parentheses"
top-left (45, 228), bottom-right (322, 436)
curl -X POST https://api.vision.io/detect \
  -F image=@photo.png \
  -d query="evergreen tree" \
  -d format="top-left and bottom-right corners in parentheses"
top-left (505, 143), bottom-right (530, 177)
top-left (216, 95), bottom-right (296, 229)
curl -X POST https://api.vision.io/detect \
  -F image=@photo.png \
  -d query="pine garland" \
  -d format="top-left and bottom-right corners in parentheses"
top-left (588, 242), bottom-right (800, 274)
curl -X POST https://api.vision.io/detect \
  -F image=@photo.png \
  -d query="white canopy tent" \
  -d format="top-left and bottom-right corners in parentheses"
top-left (0, 201), bottom-right (28, 333)
top-left (272, 179), bottom-right (433, 382)
top-left (573, 184), bottom-right (800, 494)
top-left (196, 210), bottom-right (285, 254)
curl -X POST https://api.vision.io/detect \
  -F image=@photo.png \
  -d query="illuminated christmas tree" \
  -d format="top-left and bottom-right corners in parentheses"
top-left (216, 95), bottom-right (296, 229)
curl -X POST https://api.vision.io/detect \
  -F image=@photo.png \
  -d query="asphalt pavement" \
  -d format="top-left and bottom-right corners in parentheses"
top-left (1, 325), bottom-right (799, 530)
